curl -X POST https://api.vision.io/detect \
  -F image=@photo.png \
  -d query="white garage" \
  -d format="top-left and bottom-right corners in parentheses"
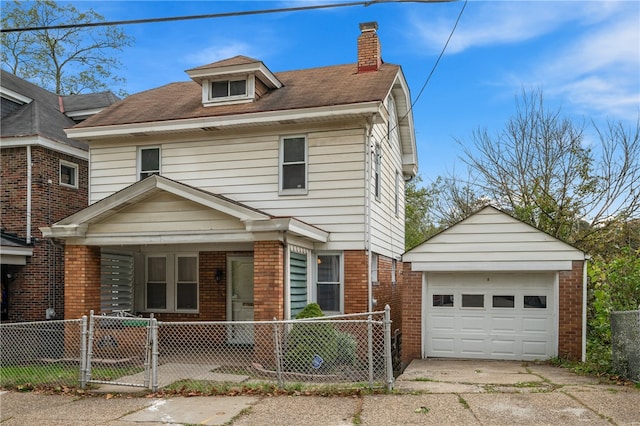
top-left (425, 271), bottom-right (555, 360)
top-left (402, 206), bottom-right (588, 362)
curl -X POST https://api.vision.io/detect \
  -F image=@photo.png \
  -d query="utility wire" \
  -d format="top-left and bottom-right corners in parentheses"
top-left (1, 0), bottom-right (454, 33)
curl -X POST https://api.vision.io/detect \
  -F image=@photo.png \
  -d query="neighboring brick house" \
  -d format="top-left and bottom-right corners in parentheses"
top-left (402, 206), bottom-right (588, 363)
top-left (42, 22), bottom-right (416, 339)
top-left (1, 70), bottom-right (118, 322)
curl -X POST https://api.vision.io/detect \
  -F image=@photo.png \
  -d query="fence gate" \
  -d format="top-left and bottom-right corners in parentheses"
top-left (82, 311), bottom-right (158, 391)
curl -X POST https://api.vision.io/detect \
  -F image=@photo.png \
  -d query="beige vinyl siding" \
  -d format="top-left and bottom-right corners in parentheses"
top-left (90, 145), bottom-right (137, 203)
top-left (404, 207), bottom-right (584, 270)
top-left (88, 125), bottom-right (368, 250)
top-left (369, 116), bottom-right (405, 258)
top-left (90, 192), bottom-right (245, 234)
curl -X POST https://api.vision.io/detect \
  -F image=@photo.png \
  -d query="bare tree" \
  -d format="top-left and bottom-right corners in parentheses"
top-left (440, 89), bottom-right (639, 254)
top-left (1, 0), bottom-right (133, 96)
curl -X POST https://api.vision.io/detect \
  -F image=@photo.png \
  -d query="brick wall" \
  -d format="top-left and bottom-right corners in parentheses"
top-left (401, 266), bottom-right (422, 366)
top-left (558, 260), bottom-right (585, 361)
top-left (254, 241), bottom-right (284, 321)
top-left (1, 146), bottom-right (88, 321)
top-left (64, 245), bottom-right (100, 319)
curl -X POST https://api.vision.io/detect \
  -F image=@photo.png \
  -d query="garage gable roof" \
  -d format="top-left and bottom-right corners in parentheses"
top-left (403, 206), bottom-right (587, 271)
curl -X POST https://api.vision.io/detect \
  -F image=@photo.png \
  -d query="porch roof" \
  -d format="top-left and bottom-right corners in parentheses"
top-left (40, 175), bottom-right (329, 245)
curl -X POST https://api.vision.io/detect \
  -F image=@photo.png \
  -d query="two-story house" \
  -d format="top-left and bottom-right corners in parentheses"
top-left (1, 70), bottom-right (119, 321)
top-left (41, 22), bottom-right (417, 337)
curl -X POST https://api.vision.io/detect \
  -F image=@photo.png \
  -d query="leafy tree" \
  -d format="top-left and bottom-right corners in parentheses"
top-left (434, 89), bottom-right (640, 256)
top-left (404, 174), bottom-right (440, 250)
top-left (1, 0), bottom-right (133, 96)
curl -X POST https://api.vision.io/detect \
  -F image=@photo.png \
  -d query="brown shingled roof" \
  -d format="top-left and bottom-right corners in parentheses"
top-left (75, 62), bottom-right (401, 129)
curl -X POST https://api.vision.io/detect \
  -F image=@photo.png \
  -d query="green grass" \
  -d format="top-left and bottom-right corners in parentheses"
top-left (0, 364), bottom-right (143, 389)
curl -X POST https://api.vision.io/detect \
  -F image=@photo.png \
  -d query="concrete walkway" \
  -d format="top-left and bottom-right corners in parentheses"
top-left (1, 359), bottom-right (639, 425)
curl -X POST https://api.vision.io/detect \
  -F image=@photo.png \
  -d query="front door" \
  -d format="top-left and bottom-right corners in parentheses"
top-left (227, 256), bottom-right (254, 344)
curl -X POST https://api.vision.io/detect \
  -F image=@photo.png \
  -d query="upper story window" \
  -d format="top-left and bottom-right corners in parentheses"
top-left (373, 143), bottom-right (381, 200)
top-left (59, 160), bottom-right (78, 188)
top-left (211, 79), bottom-right (247, 99)
top-left (139, 146), bottom-right (160, 180)
top-left (280, 135), bottom-right (307, 195)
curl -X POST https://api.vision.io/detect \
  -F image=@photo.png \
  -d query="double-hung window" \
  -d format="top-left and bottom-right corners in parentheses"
top-left (60, 160), bottom-right (78, 188)
top-left (145, 254), bottom-right (198, 312)
top-left (139, 146), bottom-right (160, 180)
top-left (280, 136), bottom-right (307, 194)
top-left (315, 253), bottom-right (342, 314)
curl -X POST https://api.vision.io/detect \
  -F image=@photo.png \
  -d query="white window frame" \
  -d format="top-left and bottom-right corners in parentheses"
top-left (203, 75), bottom-right (255, 106)
top-left (373, 143), bottom-right (381, 201)
top-left (138, 146), bottom-right (161, 180)
top-left (314, 251), bottom-right (344, 315)
top-left (144, 253), bottom-right (199, 313)
top-left (391, 259), bottom-right (397, 285)
top-left (59, 160), bottom-right (78, 188)
top-left (279, 135), bottom-right (308, 195)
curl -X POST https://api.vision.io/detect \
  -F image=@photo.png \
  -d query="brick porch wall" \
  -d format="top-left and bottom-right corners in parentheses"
top-left (64, 245), bottom-right (101, 319)
top-left (401, 266), bottom-right (423, 366)
top-left (253, 241), bottom-right (284, 321)
top-left (558, 260), bottom-right (585, 361)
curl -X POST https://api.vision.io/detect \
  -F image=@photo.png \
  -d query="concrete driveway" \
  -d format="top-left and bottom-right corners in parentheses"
top-left (1, 359), bottom-right (638, 425)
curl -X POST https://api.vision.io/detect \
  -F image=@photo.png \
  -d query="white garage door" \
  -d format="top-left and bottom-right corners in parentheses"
top-left (424, 272), bottom-right (556, 361)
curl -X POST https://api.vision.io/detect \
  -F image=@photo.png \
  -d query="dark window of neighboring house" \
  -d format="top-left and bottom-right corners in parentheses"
top-left (524, 295), bottom-right (547, 309)
top-left (492, 295), bottom-right (515, 308)
top-left (140, 147), bottom-right (160, 180)
top-left (281, 136), bottom-right (306, 192)
top-left (60, 161), bottom-right (78, 188)
top-left (433, 294), bottom-right (454, 307)
top-left (462, 294), bottom-right (484, 308)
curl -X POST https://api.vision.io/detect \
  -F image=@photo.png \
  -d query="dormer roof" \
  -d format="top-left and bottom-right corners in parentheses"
top-left (186, 55), bottom-right (283, 90)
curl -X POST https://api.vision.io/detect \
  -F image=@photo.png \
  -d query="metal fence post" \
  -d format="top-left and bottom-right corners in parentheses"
top-left (86, 310), bottom-right (95, 384)
top-left (79, 315), bottom-right (88, 389)
top-left (383, 305), bottom-right (394, 391)
top-left (367, 314), bottom-right (373, 388)
top-left (150, 316), bottom-right (159, 392)
top-left (273, 319), bottom-right (284, 388)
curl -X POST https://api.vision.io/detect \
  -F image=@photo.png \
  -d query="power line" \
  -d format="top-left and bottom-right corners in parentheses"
top-left (0, 0), bottom-right (455, 33)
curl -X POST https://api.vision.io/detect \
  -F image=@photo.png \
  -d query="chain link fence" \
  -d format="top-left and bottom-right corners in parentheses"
top-left (611, 309), bottom-right (640, 382)
top-left (1, 308), bottom-right (394, 392)
top-left (0, 319), bottom-right (84, 388)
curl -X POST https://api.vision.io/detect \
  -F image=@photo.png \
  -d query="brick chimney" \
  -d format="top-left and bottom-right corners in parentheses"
top-left (357, 22), bottom-right (382, 73)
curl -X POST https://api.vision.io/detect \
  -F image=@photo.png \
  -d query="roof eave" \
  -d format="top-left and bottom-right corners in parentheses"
top-left (65, 102), bottom-right (383, 140)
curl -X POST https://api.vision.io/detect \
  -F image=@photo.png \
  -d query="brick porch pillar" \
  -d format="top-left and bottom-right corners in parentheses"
top-left (64, 245), bottom-right (101, 319)
top-left (252, 240), bottom-right (284, 368)
top-left (401, 266), bottom-right (423, 367)
top-left (558, 260), bottom-right (585, 361)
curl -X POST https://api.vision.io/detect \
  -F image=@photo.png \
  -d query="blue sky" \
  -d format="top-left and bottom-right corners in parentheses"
top-left (69, 1), bottom-right (639, 184)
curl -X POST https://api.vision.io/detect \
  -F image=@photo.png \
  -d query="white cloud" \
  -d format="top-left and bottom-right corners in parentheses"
top-left (184, 40), bottom-right (257, 66)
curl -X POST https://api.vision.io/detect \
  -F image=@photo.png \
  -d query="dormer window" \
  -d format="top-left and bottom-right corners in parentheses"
top-left (211, 79), bottom-right (247, 99)
top-left (186, 56), bottom-right (283, 108)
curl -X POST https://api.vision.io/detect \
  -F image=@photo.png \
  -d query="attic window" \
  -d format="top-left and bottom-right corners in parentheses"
top-left (204, 76), bottom-right (254, 105)
top-left (211, 79), bottom-right (247, 98)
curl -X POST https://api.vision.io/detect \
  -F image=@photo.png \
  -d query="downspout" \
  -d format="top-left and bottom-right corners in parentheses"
top-left (26, 145), bottom-right (32, 244)
top-left (365, 117), bottom-right (374, 313)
